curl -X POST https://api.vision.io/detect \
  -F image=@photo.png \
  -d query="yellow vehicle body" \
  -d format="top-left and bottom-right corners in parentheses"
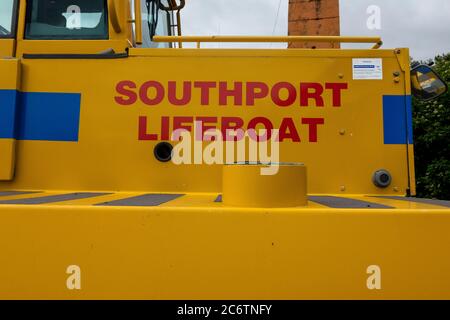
top-left (0, 0), bottom-right (449, 299)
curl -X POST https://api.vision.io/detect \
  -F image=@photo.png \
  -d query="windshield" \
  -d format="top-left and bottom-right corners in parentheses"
top-left (0, 0), bottom-right (17, 38)
top-left (25, 0), bottom-right (108, 40)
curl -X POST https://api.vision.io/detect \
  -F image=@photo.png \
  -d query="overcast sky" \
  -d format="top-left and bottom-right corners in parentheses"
top-left (181, 0), bottom-right (450, 60)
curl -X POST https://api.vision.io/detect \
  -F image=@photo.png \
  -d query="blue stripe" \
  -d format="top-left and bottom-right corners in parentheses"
top-left (406, 95), bottom-right (413, 144)
top-left (0, 90), bottom-right (19, 138)
top-left (0, 90), bottom-right (81, 142)
top-left (382, 95), bottom-right (413, 145)
top-left (17, 92), bottom-right (81, 141)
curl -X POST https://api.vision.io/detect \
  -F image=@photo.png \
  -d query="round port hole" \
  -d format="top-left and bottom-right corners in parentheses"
top-left (154, 142), bottom-right (173, 163)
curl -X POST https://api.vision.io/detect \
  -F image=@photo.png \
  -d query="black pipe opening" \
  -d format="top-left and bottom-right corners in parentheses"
top-left (154, 142), bottom-right (173, 162)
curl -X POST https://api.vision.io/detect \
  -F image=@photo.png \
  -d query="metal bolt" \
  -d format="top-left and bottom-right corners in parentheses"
top-left (338, 73), bottom-right (344, 79)
top-left (340, 186), bottom-right (346, 192)
top-left (393, 71), bottom-right (400, 77)
top-left (339, 129), bottom-right (346, 135)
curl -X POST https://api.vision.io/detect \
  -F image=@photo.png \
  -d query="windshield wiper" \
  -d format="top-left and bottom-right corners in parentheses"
top-left (0, 25), bottom-right (10, 36)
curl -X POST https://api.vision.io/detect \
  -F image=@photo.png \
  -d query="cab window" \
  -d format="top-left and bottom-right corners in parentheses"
top-left (25, 0), bottom-right (108, 40)
top-left (0, 0), bottom-right (17, 38)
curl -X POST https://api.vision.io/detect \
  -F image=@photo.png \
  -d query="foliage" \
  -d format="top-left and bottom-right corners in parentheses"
top-left (412, 54), bottom-right (450, 200)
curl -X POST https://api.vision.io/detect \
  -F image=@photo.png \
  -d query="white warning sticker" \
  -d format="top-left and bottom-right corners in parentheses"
top-left (352, 58), bottom-right (383, 80)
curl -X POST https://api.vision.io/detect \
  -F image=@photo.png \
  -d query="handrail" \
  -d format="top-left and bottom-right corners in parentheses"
top-left (153, 36), bottom-right (384, 49)
top-left (134, 0), bottom-right (142, 45)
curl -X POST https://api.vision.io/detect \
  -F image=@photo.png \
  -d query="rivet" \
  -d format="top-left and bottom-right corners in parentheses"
top-left (340, 186), bottom-right (346, 192)
top-left (338, 73), bottom-right (344, 79)
top-left (393, 71), bottom-right (400, 77)
top-left (394, 77), bottom-right (401, 83)
top-left (393, 187), bottom-right (399, 192)
top-left (339, 129), bottom-right (346, 135)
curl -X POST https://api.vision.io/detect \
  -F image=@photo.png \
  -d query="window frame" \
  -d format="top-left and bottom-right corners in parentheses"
top-left (24, 0), bottom-right (110, 40)
top-left (0, 0), bottom-right (19, 39)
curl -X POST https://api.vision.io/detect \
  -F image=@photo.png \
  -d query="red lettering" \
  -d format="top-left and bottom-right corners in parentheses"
top-left (115, 81), bottom-right (137, 105)
top-left (173, 116), bottom-right (193, 132)
top-left (138, 116), bottom-right (158, 140)
top-left (279, 118), bottom-right (301, 142)
top-left (140, 81), bottom-right (165, 106)
top-left (168, 81), bottom-right (191, 106)
top-left (219, 82), bottom-right (243, 106)
top-left (194, 81), bottom-right (216, 106)
top-left (302, 118), bottom-right (325, 142)
top-left (221, 117), bottom-right (244, 141)
top-left (300, 83), bottom-right (324, 107)
top-left (196, 117), bottom-right (218, 141)
top-left (325, 83), bottom-right (348, 107)
top-left (161, 116), bottom-right (170, 141)
top-left (248, 117), bottom-right (273, 142)
top-left (271, 82), bottom-right (297, 107)
top-left (246, 82), bottom-right (269, 106)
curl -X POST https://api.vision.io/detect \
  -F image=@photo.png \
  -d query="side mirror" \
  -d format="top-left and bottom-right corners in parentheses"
top-left (411, 65), bottom-right (448, 101)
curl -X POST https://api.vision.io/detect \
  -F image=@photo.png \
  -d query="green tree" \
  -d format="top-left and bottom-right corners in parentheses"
top-left (413, 53), bottom-right (450, 200)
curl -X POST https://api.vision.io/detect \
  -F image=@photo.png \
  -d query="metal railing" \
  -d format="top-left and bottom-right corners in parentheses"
top-left (152, 36), bottom-right (383, 49)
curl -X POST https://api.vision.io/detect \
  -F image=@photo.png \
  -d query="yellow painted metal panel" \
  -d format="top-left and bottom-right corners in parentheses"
top-left (0, 139), bottom-right (16, 180)
top-left (0, 39), bottom-right (15, 57)
top-left (0, 58), bottom-right (20, 88)
top-left (0, 0), bottom-right (446, 301)
top-left (0, 205), bottom-right (449, 300)
top-left (0, 58), bottom-right (20, 181)
top-left (0, 49), bottom-right (412, 194)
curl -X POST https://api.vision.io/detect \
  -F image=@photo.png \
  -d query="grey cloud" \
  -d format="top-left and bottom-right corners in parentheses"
top-left (340, 0), bottom-right (450, 60)
top-left (179, 0), bottom-right (450, 59)
top-left (181, 0), bottom-right (288, 48)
